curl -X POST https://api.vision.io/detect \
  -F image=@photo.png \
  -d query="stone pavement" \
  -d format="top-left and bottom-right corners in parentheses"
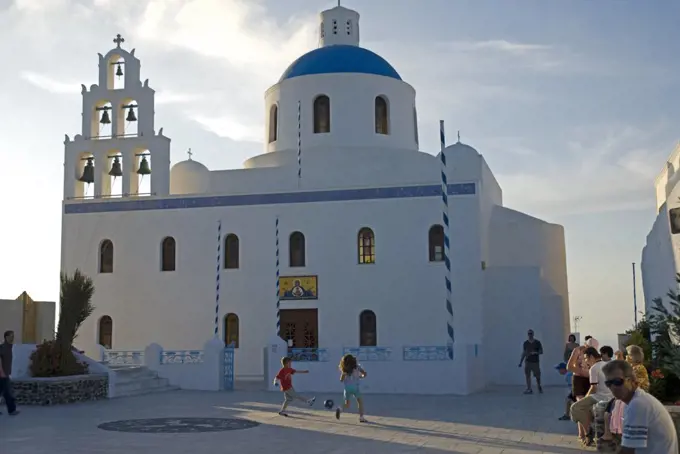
top-left (0, 386), bottom-right (595, 453)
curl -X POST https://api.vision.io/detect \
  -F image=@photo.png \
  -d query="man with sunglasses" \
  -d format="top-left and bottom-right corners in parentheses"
top-left (602, 360), bottom-right (677, 453)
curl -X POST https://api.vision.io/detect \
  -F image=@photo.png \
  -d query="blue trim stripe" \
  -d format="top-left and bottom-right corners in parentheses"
top-left (214, 221), bottom-right (221, 338)
top-left (441, 149), bottom-right (454, 360)
top-left (275, 217), bottom-right (280, 336)
top-left (64, 183), bottom-right (476, 214)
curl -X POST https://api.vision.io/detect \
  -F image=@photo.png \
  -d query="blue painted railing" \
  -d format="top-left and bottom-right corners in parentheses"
top-left (103, 350), bottom-right (145, 366)
top-left (343, 347), bottom-right (392, 361)
top-left (289, 348), bottom-right (329, 362)
top-left (403, 346), bottom-right (450, 361)
top-left (160, 350), bottom-right (204, 364)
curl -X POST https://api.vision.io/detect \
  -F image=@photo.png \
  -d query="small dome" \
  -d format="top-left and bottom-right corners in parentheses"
top-left (445, 141), bottom-right (479, 155)
top-left (170, 159), bottom-right (210, 195)
top-left (279, 45), bottom-right (402, 82)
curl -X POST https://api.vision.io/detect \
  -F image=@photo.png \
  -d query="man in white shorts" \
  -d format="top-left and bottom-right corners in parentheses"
top-left (602, 359), bottom-right (678, 453)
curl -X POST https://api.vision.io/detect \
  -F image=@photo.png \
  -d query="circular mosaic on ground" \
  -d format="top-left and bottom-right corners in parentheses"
top-left (97, 417), bottom-right (260, 433)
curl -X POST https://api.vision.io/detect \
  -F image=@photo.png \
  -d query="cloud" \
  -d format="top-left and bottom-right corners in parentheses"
top-left (20, 70), bottom-right (78, 94)
top-left (493, 121), bottom-right (675, 216)
top-left (192, 115), bottom-right (261, 143)
top-left (20, 70), bottom-right (202, 106)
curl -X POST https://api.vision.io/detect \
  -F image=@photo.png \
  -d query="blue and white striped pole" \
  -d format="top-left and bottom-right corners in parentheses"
top-left (297, 100), bottom-right (302, 185)
top-left (439, 120), bottom-right (454, 359)
top-left (215, 220), bottom-right (222, 338)
top-left (275, 217), bottom-right (281, 336)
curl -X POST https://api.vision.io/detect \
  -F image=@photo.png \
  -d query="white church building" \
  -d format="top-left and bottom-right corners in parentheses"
top-left (63, 5), bottom-right (570, 394)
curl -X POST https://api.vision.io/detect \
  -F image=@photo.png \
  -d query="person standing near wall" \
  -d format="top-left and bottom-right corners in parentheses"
top-left (0, 330), bottom-right (19, 416)
top-left (519, 329), bottom-right (543, 394)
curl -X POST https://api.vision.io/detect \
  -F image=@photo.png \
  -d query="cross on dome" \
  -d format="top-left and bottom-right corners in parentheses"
top-left (187, 148), bottom-right (193, 160)
top-left (113, 34), bottom-right (125, 48)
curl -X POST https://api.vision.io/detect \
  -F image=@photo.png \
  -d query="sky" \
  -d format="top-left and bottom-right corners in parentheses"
top-left (0, 0), bottom-right (679, 351)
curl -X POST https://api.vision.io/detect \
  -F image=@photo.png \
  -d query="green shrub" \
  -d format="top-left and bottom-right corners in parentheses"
top-left (29, 341), bottom-right (88, 377)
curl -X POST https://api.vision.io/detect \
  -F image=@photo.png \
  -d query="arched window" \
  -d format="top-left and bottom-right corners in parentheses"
top-left (289, 231), bottom-right (306, 267)
top-left (428, 225), bottom-right (445, 262)
top-left (358, 228), bottom-right (375, 264)
top-left (98, 315), bottom-right (113, 349)
top-left (224, 234), bottom-right (239, 269)
top-left (268, 104), bottom-right (278, 143)
top-left (359, 310), bottom-right (377, 347)
top-left (313, 95), bottom-right (330, 133)
top-left (161, 236), bottom-right (176, 271)
top-left (375, 96), bottom-right (389, 135)
top-left (99, 239), bottom-right (114, 273)
top-left (224, 313), bottom-right (239, 348)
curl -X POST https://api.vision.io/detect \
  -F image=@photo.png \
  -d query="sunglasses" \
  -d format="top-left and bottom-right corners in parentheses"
top-left (605, 378), bottom-right (625, 388)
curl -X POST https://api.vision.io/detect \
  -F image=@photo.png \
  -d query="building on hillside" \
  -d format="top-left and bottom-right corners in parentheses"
top-left (641, 143), bottom-right (680, 318)
top-left (62, 5), bottom-right (570, 393)
top-left (0, 292), bottom-right (55, 344)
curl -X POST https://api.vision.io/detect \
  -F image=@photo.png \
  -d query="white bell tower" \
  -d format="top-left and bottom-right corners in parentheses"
top-left (63, 34), bottom-right (171, 200)
top-left (319, 3), bottom-right (360, 48)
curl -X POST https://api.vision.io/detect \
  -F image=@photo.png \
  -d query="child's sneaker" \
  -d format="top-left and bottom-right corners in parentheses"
top-left (335, 408), bottom-right (341, 420)
top-left (278, 411), bottom-right (289, 417)
top-left (359, 416), bottom-right (367, 423)
top-left (307, 397), bottom-right (316, 406)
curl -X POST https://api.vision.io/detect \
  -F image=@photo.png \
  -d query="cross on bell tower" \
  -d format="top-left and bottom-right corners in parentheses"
top-left (62, 35), bottom-right (171, 201)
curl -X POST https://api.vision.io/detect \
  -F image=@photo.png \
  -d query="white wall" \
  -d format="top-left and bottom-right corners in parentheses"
top-left (483, 206), bottom-right (570, 386)
top-left (264, 73), bottom-right (417, 154)
top-left (641, 207), bottom-right (678, 316)
top-left (66, 188), bottom-right (482, 379)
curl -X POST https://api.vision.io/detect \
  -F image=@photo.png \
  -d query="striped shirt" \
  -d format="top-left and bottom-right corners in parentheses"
top-left (622, 388), bottom-right (678, 453)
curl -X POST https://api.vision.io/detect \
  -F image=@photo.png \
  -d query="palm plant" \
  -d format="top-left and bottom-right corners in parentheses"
top-left (56, 269), bottom-right (95, 347)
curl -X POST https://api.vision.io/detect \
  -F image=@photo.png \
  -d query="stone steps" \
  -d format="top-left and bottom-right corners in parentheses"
top-left (107, 365), bottom-right (179, 398)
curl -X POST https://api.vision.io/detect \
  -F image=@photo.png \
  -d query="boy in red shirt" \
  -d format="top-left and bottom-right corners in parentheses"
top-left (274, 356), bottom-right (316, 416)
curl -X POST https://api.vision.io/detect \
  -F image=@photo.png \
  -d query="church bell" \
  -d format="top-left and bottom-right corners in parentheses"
top-left (137, 156), bottom-right (151, 175)
top-left (116, 62), bottom-right (124, 78)
top-left (126, 106), bottom-right (137, 122)
top-left (78, 158), bottom-right (95, 184)
top-left (108, 156), bottom-right (123, 177)
top-left (100, 110), bottom-right (111, 124)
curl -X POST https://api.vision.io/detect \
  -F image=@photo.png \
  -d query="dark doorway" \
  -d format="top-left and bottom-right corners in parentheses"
top-left (280, 309), bottom-right (318, 349)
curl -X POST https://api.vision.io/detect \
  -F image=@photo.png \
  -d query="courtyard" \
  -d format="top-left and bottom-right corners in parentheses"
top-left (1, 386), bottom-right (593, 453)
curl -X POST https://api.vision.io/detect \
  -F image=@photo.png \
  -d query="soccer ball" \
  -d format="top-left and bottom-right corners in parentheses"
top-left (324, 399), bottom-right (334, 410)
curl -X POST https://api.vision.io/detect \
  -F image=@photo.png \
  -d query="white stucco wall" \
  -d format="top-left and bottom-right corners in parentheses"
top-left (264, 74), bottom-right (417, 154)
top-left (641, 205), bottom-right (678, 316)
top-left (642, 145), bottom-right (680, 319)
top-left (65, 187), bottom-right (481, 378)
top-left (483, 206), bottom-right (570, 386)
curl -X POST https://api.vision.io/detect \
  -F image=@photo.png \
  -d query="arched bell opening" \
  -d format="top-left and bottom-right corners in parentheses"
top-left (75, 151), bottom-right (95, 199)
top-left (92, 100), bottom-right (113, 140)
top-left (118, 98), bottom-right (138, 138)
top-left (135, 148), bottom-right (151, 196)
top-left (107, 55), bottom-right (125, 90)
top-left (107, 150), bottom-right (123, 198)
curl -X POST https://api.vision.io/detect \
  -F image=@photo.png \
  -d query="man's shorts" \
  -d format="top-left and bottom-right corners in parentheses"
top-left (344, 385), bottom-right (361, 401)
top-left (524, 361), bottom-right (541, 378)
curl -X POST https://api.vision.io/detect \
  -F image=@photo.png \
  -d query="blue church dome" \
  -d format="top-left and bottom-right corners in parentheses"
top-left (279, 45), bottom-right (402, 82)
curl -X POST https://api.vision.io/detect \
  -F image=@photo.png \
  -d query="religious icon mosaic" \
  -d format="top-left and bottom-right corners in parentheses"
top-left (279, 275), bottom-right (318, 300)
